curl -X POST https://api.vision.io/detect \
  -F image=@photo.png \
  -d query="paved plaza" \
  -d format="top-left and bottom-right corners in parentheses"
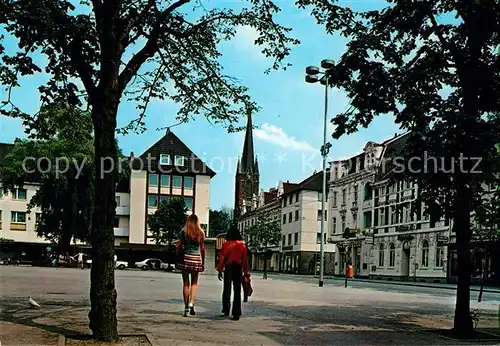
top-left (1, 266), bottom-right (499, 345)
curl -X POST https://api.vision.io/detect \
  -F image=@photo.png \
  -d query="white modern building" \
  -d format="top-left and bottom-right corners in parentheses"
top-left (0, 130), bottom-right (215, 263)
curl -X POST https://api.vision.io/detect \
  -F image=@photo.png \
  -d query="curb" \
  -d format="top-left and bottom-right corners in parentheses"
top-left (262, 272), bottom-right (500, 294)
top-left (329, 277), bottom-right (500, 294)
top-left (57, 333), bottom-right (156, 345)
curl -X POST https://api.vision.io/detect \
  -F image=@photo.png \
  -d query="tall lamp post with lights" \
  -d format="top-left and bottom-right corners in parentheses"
top-left (305, 59), bottom-right (334, 287)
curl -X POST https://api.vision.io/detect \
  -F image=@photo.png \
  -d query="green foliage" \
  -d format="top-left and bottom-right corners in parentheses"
top-left (209, 207), bottom-right (233, 236)
top-left (0, 0), bottom-right (299, 133)
top-left (246, 210), bottom-right (281, 253)
top-left (0, 106), bottom-right (94, 250)
top-left (473, 187), bottom-right (500, 242)
top-left (298, 0), bottom-right (500, 218)
top-left (148, 198), bottom-right (187, 246)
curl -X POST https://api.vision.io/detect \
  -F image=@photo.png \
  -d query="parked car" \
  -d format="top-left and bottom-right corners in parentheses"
top-left (86, 259), bottom-right (128, 270)
top-left (134, 258), bottom-right (169, 270)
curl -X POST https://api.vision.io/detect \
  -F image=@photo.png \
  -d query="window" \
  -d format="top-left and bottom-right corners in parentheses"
top-left (333, 191), bottom-right (338, 207)
top-left (435, 246), bottom-right (444, 268)
top-left (175, 155), bottom-right (185, 166)
top-left (342, 189), bottom-right (346, 205)
top-left (364, 183), bottom-right (373, 201)
top-left (389, 243), bottom-right (395, 267)
top-left (184, 176), bottom-right (194, 189)
top-left (352, 213), bottom-right (358, 228)
top-left (294, 233), bottom-right (299, 245)
top-left (289, 195), bottom-right (293, 205)
top-left (391, 206), bottom-right (397, 225)
top-left (406, 181), bottom-right (412, 189)
top-left (379, 244), bottom-right (385, 267)
top-left (332, 217), bottom-right (337, 234)
top-left (148, 174), bottom-right (158, 186)
top-left (114, 217), bottom-right (120, 228)
top-left (282, 235), bottom-right (286, 246)
top-left (421, 240), bottom-right (429, 267)
top-left (172, 176), bottom-right (182, 188)
top-left (11, 211), bottom-right (26, 223)
top-left (13, 188), bottom-right (27, 200)
top-left (295, 210), bottom-right (299, 221)
top-left (283, 214), bottom-right (286, 224)
top-left (160, 175), bottom-right (170, 187)
top-left (353, 185), bottom-right (358, 203)
top-left (283, 198), bottom-right (287, 207)
top-left (148, 195), bottom-right (158, 208)
top-left (363, 211), bottom-right (372, 228)
top-left (159, 154), bottom-right (170, 165)
top-left (380, 208), bottom-right (386, 226)
top-left (160, 196), bottom-right (169, 205)
top-left (288, 212), bottom-right (292, 223)
top-left (184, 197), bottom-right (193, 210)
top-left (295, 194), bottom-right (299, 203)
top-left (288, 234), bottom-right (292, 245)
top-left (317, 233), bottom-right (322, 244)
top-left (341, 215), bottom-right (346, 232)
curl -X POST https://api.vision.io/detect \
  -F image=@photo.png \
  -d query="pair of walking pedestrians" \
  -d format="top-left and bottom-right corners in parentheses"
top-left (175, 216), bottom-right (251, 320)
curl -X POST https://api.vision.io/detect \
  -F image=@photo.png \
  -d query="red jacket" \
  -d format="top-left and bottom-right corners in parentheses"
top-left (217, 240), bottom-right (250, 274)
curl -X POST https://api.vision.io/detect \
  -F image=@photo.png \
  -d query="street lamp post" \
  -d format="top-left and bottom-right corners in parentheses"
top-left (305, 59), bottom-right (334, 287)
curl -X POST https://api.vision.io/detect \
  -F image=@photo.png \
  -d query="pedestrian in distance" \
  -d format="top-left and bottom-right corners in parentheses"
top-left (217, 225), bottom-right (250, 321)
top-left (175, 214), bottom-right (205, 317)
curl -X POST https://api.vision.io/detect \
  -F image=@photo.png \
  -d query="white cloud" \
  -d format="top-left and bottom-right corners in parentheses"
top-left (254, 123), bottom-right (316, 152)
top-left (230, 25), bottom-right (265, 60)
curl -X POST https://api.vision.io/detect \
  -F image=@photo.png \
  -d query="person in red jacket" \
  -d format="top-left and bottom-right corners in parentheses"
top-left (217, 225), bottom-right (250, 321)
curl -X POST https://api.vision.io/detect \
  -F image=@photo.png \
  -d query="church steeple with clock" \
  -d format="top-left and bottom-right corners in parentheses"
top-left (234, 112), bottom-right (259, 219)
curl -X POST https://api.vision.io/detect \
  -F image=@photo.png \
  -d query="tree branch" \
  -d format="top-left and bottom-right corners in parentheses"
top-left (118, 0), bottom-right (192, 92)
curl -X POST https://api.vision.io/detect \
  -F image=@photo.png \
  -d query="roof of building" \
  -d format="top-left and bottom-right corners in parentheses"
top-left (133, 129), bottom-right (216, 177)
top-left (263, 189), bottom-right (278, 204)
top-left (283, 170), bottom-right (330, 196)
top-left (378, 132), bottom-right (411, 179)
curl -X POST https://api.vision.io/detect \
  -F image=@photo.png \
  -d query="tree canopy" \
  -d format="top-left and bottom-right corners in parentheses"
top-left (246, 209), bottom-right (280, 279)
top-left (0, 106), bottom-right (94, 252)
top-left (1, 0), bottom-right (298, 340)
top-left (148, 197), bottom-right (187, 246)
top-left (299, 0), bottom-right (500, 336)
top-left (209, 207), bottom-right (233, 236)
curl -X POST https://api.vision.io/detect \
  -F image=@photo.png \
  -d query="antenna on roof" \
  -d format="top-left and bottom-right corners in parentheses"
top-left (156, 121), bottom-right (184, 133)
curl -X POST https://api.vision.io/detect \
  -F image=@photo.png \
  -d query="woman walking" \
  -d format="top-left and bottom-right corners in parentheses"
top-left (217, 225), bottom-right (250, 321)
top-left (175, 214), bottom-right (205, 317)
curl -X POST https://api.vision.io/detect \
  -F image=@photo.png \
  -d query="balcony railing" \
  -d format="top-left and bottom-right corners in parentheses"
top-left (116, 206), bottom-right (130, 215)
top-left (114, 227), bottom-right (129, 237)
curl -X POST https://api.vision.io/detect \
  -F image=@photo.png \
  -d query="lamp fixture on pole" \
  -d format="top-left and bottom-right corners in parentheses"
top-left (305, 59), bottom-right (334, 287)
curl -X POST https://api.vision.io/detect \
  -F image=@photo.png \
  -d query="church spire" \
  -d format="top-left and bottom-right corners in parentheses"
top-left (240, 111), bottom-right (255, 173)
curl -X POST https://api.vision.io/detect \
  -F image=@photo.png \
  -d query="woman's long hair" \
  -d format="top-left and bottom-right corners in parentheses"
top-left (184, 214), bottom-right (203, 243)
top-left (225, 224), bottom-right (243, 241)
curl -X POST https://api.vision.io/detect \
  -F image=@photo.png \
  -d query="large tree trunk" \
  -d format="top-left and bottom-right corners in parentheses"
top-left (453, 188), bottom-right (474, 336)
top-left (88, 101), bottom-right (119, 341)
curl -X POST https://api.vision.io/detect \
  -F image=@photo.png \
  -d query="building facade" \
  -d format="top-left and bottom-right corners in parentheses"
top-left (329, 133), bottom-right (453, 283)
top-left (0, 129), bottom-right (215, 262)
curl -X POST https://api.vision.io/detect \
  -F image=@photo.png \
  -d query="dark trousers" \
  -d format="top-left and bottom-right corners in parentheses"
top-left (222, 263), bottom-right (242, 317)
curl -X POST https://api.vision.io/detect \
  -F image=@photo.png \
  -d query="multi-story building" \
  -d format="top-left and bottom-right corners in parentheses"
top-left (279, 171), bottom-right (335, 275)
top-left (328, 140), bottom-right (385, 277)
top-left (0, 129), bottom-right (215, 262)
top-left (329, 133), bottom-right (453, 283)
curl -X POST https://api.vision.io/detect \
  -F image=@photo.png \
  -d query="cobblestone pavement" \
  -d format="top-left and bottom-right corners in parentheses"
top-left (1, 266), bottom-right (499, 345)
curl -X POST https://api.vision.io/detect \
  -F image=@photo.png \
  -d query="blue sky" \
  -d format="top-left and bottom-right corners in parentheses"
top-left (0, 0), bottom-right (402, 210)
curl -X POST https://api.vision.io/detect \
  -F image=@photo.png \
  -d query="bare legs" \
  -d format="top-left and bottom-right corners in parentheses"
top-left (189, 272), bottom-right (199, 306)
top-left (182, 271), bottom-right (199, 316)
